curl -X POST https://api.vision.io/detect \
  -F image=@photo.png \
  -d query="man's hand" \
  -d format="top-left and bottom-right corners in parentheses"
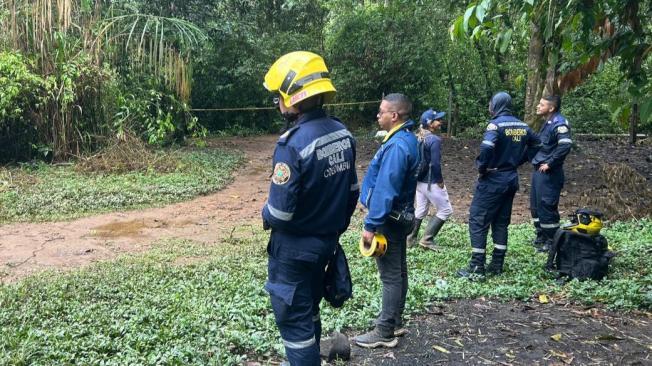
top-left (362, 229), bottom-right (375, 245)
top-left (538, 163), bottom-right (550, 173)
top-left (437, 182), bottom-right (445, 189)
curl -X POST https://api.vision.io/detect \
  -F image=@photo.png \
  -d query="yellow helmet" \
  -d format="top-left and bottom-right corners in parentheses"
top-left (263, 51), bottom-right (336, 108)
top-left (563, 209), bottom-right (604, 236)
top-left (359, 233), bottom-right (388, 257)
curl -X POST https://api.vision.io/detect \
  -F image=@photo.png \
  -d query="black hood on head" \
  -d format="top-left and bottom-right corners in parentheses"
top-left (489, 92), bottom-right (513, 118)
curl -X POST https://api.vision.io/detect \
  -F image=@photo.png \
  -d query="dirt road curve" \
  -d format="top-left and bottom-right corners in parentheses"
top-left (0, 136), bottom-right (276, 283)
top-left (1, 134), bottom-right (650, 283)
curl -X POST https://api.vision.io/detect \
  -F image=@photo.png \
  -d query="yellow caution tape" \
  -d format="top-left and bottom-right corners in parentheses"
top-left (359, 233), bottom-right (388, 257)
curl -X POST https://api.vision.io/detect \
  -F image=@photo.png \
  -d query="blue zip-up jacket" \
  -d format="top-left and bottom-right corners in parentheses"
top-left (532, 112), bottom-right (572, 170)
top-left (417, 131), bottom-right (443, 184)
top-left (360, 120), bottom-right (419, 232)
top-left (477, 93), bottom-right (540, 187)
top-left (262, 109), bottom-right (359, 238)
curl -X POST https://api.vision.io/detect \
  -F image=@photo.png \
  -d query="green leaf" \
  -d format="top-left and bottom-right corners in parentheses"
top-left (640, 97), bottom-right (652, 123)
top-left (463, 5), bottom-right (477, 34)
top-left (476, 0), bottom-right (489, 23)
top-left (499, 29), bottom-right (513, 53)
top-left (450, 17), bottom-right (465, 41)
top-left (524, 0), bottom-right (534, 5)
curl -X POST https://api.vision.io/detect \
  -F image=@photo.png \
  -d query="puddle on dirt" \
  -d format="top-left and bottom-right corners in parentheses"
top-left (90, 219), bottom-right (167, 238)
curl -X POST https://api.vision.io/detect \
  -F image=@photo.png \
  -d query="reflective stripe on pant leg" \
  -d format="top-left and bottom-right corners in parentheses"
top-left (490, 188), bottom-right (515, 249)
top-left (266, 256), bottom-right (321, 366)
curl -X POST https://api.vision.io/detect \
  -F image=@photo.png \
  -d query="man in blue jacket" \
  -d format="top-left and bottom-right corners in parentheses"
top-left (354, 93), bottom-right (419, 348)
top-left (406, 108), bottom-right (454, 250)
top-left (530, 95), bottom-right (572, 252)
top-left (458, 92), bottom-right (540, 280)
top-left (261, 51), bottom-right (359, 365)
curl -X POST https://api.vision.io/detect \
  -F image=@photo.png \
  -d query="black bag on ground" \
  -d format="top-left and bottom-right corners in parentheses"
top-left (324, 243), bottom-right (352, 308)
top-left (546, 230), bottom-right (613, 281)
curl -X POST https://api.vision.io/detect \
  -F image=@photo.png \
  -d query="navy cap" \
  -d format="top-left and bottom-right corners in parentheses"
top-left (419, 108), bottom-right (446, 128)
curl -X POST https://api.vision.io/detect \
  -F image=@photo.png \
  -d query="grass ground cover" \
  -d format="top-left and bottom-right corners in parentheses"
top-left (0, 218), bottom-right (650, 365)
top-left (0, 149), bottom-right (244, 224)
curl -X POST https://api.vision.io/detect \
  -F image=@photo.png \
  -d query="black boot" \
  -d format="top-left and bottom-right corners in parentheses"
top-left (457, 252), bottom-right (485, 281)
top-left (537, 228), bottom-right (557, 253)
top-left (487, 248), bottom-right (506, 276)
top-left (532, 229), bottom-right (545, 248)
top-left (406, 218), bottom-right (423, 248)
top-left (419, 217), bottom-right (445, 251)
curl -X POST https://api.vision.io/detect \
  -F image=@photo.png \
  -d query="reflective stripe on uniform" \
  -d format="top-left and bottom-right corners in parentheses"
top-left (481, 140), bottom-right (495, 147)
top-left (497, 121), bottom-right (528, 127)
top-left (299, 129), bottom-right (352, 159)
top-left (472, 248), bottom-right (486, 253)
top-left (540, 223), bottom-right (560, 229)
top-left (350, 183), bottom-right (360, 191)
top-left (532, 218), bottom-right (540, 223)
top-left (494, 244), bottom-right (507, 250)
top-left (558, 138), bottom-right (572, 144)
top-left (267, 203), bottom-right (294, 221)
top-left (283, 336), bottom-right (316, 349)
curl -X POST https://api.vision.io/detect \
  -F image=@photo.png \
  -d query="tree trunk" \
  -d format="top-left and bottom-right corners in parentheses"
top-left (445, 59), bottom-right (459, 136)
top-left (524, 21), bottom-right (545, 129)
top-left (543, 38), bottom-right (560, 97)
top-left (629, 102), bottom-right (639, 145)
top-left (474, 41), bottom-right (493, 103)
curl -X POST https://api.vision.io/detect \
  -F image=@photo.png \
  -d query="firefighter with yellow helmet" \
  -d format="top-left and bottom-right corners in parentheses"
top-left (261, 51), bottom-right (359, 365)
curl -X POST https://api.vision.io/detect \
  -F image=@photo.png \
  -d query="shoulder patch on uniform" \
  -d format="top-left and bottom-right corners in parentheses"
top-left (272, 162), bottom-right (291, 185)
top-left (557, 125), bottom-right (569, 133)
top-left (486, 123), bottom-right (498, 131)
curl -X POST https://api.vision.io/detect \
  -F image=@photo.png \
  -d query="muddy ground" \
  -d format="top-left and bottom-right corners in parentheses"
top-left (1, 134), bottom-right (651, 364)
top-left (343, 299), bottom-right (652, 365)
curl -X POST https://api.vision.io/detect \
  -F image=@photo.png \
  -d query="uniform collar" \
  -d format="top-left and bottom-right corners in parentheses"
top-left (382, 122), bottom-right (406, 143)
top-left (297, 108), bottom-right (327, 125)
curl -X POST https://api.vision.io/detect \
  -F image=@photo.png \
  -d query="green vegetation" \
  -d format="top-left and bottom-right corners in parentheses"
top-left (1, 218), bottom-right (649, 365)
top-left (0, 148), bottom-right (243, 224)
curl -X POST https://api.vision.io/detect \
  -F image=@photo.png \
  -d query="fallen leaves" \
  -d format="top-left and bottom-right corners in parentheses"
top-left (551, 333), bottom-right (563, 341)
top-left (432, 345), bottom-right (450, 354)
top-left (539, 294), bottom-right (550, 304)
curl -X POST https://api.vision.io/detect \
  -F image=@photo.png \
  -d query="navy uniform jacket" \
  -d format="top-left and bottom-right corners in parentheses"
top-left (477, 115), bottom-right (540, 187)
top-left (262, 109), bottom-right (359, 260)
top-left (359, 120), bottom-right (419, 232)
top-left (417, 131), bottom-right (443, 184)
top-left (532, 112), bottom-right (572, 170)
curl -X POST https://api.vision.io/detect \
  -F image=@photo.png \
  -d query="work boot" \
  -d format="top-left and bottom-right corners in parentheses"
top-left (486, 248), bottom-right (506, 276)
top-left (406, 218), bottom-right (423, 248)
top-left (532, 230), bottom-right (545, 248)
top-left (456, 265), bottom-right (485, 281)
top-left (419, 217), bottom-right (445, 251)
top-left (457, 251), bottom-right (486, 281)
top-left (353, 328), bottom-right (398, 349)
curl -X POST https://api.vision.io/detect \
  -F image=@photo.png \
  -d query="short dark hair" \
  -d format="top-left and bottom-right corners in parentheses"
top-left (543, 95), bottom-right (561, 112)
top-left (383, 93), bottom-right (412, 119)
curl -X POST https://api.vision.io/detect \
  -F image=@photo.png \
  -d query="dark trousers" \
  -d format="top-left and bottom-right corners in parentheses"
top-left (374, 221), bottom-right (408, 335)
top-left (265, 251), bottom-right (329, 365)
top-left (530, 168), bottom-right (564, 240)
top-left (468, 181), bottom-right (517, 267)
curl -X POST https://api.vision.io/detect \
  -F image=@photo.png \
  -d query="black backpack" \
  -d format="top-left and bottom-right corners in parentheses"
top-left (545, 230), bottom-right (614, 281)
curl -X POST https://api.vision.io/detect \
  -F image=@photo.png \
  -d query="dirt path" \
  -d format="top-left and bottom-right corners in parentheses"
top-left (0, 136), bottom-right (276, 283)
top-left (1, 135), bottom-right (650, 283)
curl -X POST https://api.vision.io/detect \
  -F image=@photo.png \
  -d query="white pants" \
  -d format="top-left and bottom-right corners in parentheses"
top-left (414, 182), bottom-right (453, 220)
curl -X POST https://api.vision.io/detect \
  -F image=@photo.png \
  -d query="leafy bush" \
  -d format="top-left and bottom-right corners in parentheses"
top-left (0, 51), bottom-right (47, 161)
